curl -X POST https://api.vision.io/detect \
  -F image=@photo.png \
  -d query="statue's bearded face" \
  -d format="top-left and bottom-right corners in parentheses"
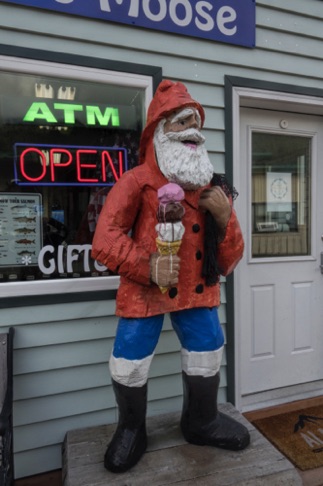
top-left (153, 107), bottom-right (214, 190)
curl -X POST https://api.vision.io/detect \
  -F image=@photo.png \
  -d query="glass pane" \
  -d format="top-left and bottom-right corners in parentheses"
top-left (0, 70), bottom-right (145, 283)
top-left (252, 132), bottom-right (311, 258)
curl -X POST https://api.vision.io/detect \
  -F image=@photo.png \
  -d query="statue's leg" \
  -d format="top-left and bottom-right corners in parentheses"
top-left (104, 379), bottom-right (148, 473)
top-left (180, 371), bottom-right (250, 450)
top-left (105, 314), bottom-right (164, 473)
top-left (170, 307), bottom-right (250, 451)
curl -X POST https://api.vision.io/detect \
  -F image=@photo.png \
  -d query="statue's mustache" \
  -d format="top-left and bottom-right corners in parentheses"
top-left (165, 128), bottom-right (205, 145)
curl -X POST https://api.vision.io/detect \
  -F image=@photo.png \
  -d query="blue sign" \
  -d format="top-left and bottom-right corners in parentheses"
top-left (1, 0), bottom-right (256, 48)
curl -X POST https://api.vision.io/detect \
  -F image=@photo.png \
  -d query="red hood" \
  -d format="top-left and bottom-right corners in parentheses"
top-left (139, 79), bottom-right (205, 165)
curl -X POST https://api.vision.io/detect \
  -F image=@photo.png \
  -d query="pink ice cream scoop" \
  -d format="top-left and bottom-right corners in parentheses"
top-left (157, 183), bottom-right (185, 223)
top-left (157, 183), bottom-right (184, 204)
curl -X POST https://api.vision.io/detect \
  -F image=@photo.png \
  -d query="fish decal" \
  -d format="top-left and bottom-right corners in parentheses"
top-left (15, 239), bottom-right (35, 245)
top-left (13, 216), bottom-right (36, 223)
top-left (17, 250), bottom-right (36, 256)
top-left (14, 227), bottom-right (36, 234)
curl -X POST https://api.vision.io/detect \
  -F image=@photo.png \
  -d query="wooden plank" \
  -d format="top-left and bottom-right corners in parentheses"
top-left (0, 300), bottom-right (116, 327)
top-left (13, 374), bottom-right (189, 426)
top-left (13, 364), bottom-right (111, 400)
top-left (13, 351), bottom-right (184, 401)
top-left (15, 469), bottom-right (62, 486)
top-left (12, 316), bottom-right (119, 349)
top-left (13, 387), bottom-right (116, 426)
top-left (13, 329), bottom-right (180, 375)
top-left (63, 404), bottom-right (302, 486)
top-left (13, 340), bottom-right (114, 375)
top-left (147, 396), bottom-right (183, 417)
top-left (244, 395), bottom-right (323, 422)
top-left (14, 409), bottom-right (117, 453)
top-left (14, 445), bottom-right (62, 479)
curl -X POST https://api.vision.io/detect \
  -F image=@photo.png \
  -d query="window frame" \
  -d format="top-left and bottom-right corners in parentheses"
top-left (0, 47), bottom-right (162, 298)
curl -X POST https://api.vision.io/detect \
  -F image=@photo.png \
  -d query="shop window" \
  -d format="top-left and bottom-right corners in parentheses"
top-left (0, 56), bottom-right (156, 295)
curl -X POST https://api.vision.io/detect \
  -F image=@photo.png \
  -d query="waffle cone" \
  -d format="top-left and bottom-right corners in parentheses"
top-left (159, 285), bottom-right (169, 294)
top-left (156, 238), bottom-right (182, 256)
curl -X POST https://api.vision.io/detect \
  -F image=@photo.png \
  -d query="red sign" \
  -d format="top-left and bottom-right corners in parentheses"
top-left (14, 143), bottom-right (127, 186)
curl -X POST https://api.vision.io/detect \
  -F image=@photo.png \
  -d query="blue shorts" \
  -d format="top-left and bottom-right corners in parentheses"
top-left (112, 307), bottom-right (224, 360)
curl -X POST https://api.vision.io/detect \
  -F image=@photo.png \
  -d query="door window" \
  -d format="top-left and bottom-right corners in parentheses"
top-left (252, 132), bottom-right (311, 258)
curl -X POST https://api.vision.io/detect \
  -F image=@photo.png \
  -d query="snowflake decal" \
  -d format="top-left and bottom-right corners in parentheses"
top-left (21, 255), bottom-right (32, 266)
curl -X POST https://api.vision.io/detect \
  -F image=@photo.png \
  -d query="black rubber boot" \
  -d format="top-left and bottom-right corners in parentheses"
top-left (104, 380), bottom-right (148, 473)
top-left (181, 371), bottom-right (250, 451)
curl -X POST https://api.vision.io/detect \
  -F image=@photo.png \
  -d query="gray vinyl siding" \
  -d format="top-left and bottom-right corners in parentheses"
top-left (0, 0), bottom-right (323, 478)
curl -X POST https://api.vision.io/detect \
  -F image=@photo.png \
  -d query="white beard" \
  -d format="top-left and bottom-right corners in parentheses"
top-left (153, 120), bottom-right (214, 190)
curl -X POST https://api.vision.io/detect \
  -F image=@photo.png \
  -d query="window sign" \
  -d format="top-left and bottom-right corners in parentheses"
top-left (0, 193), bottom-right (42, 268)
top-left (0, 63), bottom-right (148, 290)
top-left (0, 0), bottom-right (256, 48)
top-left (14, 144), bottom-right (127, 186)
top-left (3, 96), bottom-right (138, 129)
top-left (266, 171), bottom-right (292, 213)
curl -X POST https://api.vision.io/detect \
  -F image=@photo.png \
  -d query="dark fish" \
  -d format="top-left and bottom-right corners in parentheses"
top-left (15, 239), bottom-right (35, 245)
top-left (13, 216), bottom-right (36, 223)
top-left (14, 227), bottom-right (36, 234)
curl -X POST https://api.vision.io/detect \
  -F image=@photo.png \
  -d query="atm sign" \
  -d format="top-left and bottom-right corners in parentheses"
top-left (23, 102), bottom-right (120, 127)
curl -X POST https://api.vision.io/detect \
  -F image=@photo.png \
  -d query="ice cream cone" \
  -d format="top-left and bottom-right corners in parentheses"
top-left (155, 183), bottom-right (185, 293)
top-left (156, 238), bottom-right (181, 293)
top-left (156, 238), bottom-right (182, 256)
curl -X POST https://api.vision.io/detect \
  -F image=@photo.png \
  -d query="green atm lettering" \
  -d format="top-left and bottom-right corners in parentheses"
top-left (54, 103), bottom-right (83, 124)
top-left (23, 102), bottom-right (120, 126)
top-left (87, 106), bottom-right (120, 126)
top-left (23, 102), bottom-right (58, 123)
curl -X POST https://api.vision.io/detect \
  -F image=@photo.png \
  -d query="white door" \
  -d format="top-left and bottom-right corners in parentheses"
top-left (236, 108), bottom-right (323, 410)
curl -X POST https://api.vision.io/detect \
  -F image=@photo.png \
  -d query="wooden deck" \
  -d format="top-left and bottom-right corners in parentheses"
top-left (62, 403), bottom-right (302, 485)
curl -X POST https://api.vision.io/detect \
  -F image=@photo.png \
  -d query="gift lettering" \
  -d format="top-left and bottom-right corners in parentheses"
top-left (38, 244), bottom-right (107, 274)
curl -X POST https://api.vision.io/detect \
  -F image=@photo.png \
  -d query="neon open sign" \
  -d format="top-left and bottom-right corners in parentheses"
top-left (14, 143), bottom-right (128, 186)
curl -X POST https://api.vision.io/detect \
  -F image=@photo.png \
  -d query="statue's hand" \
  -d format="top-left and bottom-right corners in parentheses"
top-left (199, 186), bottom-right (231, 236)
top-left (150, 253), bottom-right (180, 288)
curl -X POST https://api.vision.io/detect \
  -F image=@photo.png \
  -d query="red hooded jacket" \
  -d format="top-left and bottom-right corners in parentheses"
top-left (91, 80), bottom-right (244, 317)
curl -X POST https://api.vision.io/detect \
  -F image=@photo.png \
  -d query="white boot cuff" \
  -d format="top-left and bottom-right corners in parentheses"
top-left (109, 353), bottom-right (154, 387)
top-left (181, 347), bottom-right (224, 377)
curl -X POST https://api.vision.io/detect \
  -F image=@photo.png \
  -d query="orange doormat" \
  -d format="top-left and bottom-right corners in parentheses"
top-left (252, 405), bottom-right (323, 471)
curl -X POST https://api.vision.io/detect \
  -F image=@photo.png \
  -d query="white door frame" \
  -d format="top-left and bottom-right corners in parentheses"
top-left (232, 85), bottom-right (323, 411)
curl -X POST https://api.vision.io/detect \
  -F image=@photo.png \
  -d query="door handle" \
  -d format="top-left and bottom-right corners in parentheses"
top-left (320, 252), bottom-right (323, 274)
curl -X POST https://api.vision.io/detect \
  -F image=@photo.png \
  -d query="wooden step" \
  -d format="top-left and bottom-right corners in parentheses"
top-left (62, 403), bottom-right (302, 485)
